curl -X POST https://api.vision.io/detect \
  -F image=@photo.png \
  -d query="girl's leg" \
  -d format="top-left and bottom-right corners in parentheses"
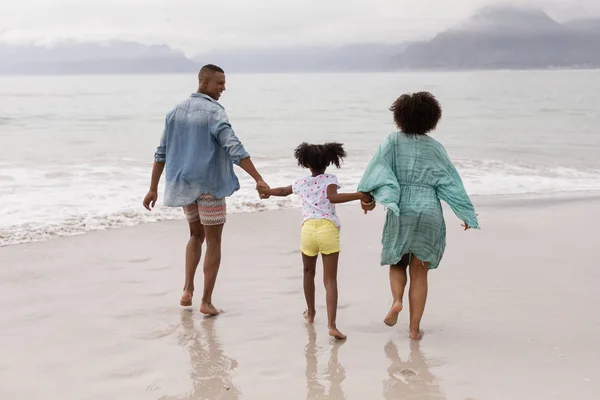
top-left (384, 255), bottom-right (409, 326)
top-left (408, 255), bottom-right (430, 340)
top-left (322, 252), bottom-right (346, 340)
top-left (302, 254), bottom-right (318, 323)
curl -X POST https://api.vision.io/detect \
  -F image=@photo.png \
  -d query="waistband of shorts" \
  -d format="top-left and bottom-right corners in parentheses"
top-left (302, 218), bottom-right (338, 228)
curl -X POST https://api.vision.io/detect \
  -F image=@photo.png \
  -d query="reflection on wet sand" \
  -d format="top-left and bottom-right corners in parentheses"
top-left (305, 324), bottom-right (346, 400)
top-left (164, 310), bottom-right (240, 400)
top-left (383, 340), bottom-right (446, 400)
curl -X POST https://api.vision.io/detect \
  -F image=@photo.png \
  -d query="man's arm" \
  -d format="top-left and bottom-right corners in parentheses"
top-left (149, 161), bottom-right (165, 192)
top-left (238, 157), bottom-right (264, 184)
top-left (211, 109), bottom-right (250, 166)
top-left (211, 109), bottom-right (269, 192)
top-left (143, 161), bottom-right (165, 211)
top-left (144, 113), bottom-right (170, 211)
top-left (238, 157), bottom-right (271, 197)
top-left (144, 161), bottom-right (165, 211)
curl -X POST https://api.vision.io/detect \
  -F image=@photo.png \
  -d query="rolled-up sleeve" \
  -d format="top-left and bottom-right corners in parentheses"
top-left (210, 108), bottom-right (250, 165)
top-left (154, 111), bottom-right (173, 163)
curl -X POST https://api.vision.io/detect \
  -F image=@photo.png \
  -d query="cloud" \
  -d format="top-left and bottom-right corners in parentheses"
top-left (1, 0), bottom-right (599, 54)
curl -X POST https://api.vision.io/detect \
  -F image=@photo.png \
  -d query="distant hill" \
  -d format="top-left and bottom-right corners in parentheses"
top-left (4, 8), bottom-right (600, 75)
top-left (0, 41), bottom-right (198, 74)
top-left (393, 6), bottom-right (600, 70)
top-left (194, 43), bottom-right (412, 73)
top-left (0, 40), bottom-right (412, 74)
top-left (563, 18), bottom-right (600, 35)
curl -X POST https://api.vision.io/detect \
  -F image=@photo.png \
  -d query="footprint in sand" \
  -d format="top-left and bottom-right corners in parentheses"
top-left (400, 368), bottom-right (417, 377)
top-left (127, 257), bottom-right (151, 263)
top-left (146, 383), bottom-right (161, 392)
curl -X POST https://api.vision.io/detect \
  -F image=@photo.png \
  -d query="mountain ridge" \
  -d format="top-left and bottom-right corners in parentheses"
top-left (2, 7), bottom-right (600, 75)
top-left (393, 6), bottom-right (600, 70)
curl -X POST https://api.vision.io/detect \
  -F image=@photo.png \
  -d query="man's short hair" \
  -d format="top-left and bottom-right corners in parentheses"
top-left (199, 64), bottom-right (224, 77)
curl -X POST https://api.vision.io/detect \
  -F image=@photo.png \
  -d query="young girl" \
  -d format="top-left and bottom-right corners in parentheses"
top-left (258, 142), bottom-right (373, 340)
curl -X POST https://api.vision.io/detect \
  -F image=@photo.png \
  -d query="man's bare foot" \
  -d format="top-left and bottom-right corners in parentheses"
top-left (180, 290), bottom-right (193, 307)
top-left (328, 326), bottom-right (347, 341)
top-left (409, 329), bottom-right (424, 340)
top-left (199, 302), bottom-right (220, 316)
top-left (303, 310), bottom-right (316, 324)
top-left (383, 301), bottom-right (403, 327)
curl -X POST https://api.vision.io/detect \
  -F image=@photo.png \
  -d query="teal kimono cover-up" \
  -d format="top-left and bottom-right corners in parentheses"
top-left (357, 132), bottom-right (480, 269)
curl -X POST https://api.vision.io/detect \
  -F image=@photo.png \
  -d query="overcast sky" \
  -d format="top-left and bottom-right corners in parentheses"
top-left (1, 0), bottom-right (598, 54)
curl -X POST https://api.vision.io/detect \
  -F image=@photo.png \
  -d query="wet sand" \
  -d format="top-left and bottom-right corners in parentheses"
top-left (1, 195), bottom-right (599, 399)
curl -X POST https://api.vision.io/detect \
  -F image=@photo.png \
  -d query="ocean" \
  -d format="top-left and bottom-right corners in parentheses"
top-left (1, 70), bottom-right (600, 246)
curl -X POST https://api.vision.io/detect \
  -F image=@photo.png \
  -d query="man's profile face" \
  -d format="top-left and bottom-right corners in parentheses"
top-left (202, 72), bottom-right (226, 100)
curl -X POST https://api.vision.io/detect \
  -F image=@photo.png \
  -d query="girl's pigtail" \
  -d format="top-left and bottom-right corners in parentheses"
top-left (323, 142), bottom-right (347, 169)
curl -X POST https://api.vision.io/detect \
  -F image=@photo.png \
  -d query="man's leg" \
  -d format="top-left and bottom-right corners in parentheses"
top-left (181, 205), bottom-right (205, 306)
top-left (181, 221), bottom-right (205, 306)
top-left (200, 224), bottom-right (224, 316)
top-left (192, 194), bottom-right (227, 316)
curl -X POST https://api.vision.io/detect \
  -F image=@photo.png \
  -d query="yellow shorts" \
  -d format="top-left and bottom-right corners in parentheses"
top-left (300, 219), bottom-right (340, 257)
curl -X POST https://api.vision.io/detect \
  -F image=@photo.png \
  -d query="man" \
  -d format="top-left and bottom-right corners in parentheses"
top-left (143, 64), bottom-right (269, 316)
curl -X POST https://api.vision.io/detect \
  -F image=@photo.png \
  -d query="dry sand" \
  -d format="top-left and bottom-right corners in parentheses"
top-left (1, 194), bottom-right (599, 400)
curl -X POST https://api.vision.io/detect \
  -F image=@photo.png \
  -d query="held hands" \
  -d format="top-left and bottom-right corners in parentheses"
top-left (360, 192), bottom-right (376, 215)
top-left (256, 180), bottom-right (271, 199)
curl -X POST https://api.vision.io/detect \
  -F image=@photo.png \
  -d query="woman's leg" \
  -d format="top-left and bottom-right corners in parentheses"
top-left (408, 255), bottom-right (430, 340)
top-left (322, 252), bottom-right (346, 340)
top-left (384, 255), bottom-right (409, 327)
top-left (302, 254), bottom-right (318, 323)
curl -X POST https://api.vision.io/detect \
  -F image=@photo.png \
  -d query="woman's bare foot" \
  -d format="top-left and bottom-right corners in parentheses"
top-left (200, 302), bottom-right (220, 316)
top-left (328, 326), bottom-right (347, 341)
top-left (303, 310), bottom-right (316, 324)
top-left (180, 290), bottom-right (193, 307)
top-left (383, 301), bottom-right (403, 327)
top-left (409, 328), bottom-right (424, 340)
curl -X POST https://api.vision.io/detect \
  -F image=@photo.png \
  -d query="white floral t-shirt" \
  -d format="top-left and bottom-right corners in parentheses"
top-left (292, 174), bottom-right (341, 228)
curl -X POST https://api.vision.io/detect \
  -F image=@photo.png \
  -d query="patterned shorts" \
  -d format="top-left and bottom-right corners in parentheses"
top-left (182, 194), bottom-right (227, 226)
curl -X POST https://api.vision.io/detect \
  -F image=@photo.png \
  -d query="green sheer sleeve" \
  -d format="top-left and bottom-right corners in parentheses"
top-left (357, 134), bottom-right (401, 216)
top-left (434, 146), bottom-right (480, 229)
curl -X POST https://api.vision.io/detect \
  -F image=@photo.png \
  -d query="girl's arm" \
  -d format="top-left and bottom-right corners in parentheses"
top-left (327, 184), bottom-right (372, 204)
top-left (258, 185), bottom-right (293, 197)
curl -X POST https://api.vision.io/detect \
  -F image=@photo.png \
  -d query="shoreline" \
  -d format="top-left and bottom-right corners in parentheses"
top-left (2, 189), bottom-right (600, 249)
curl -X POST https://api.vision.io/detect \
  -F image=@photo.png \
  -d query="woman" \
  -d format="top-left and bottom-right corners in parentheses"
top-left (358, 92), bottom-right (480, 340)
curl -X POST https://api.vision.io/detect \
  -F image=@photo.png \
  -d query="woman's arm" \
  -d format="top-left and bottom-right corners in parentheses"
top-left (327, 184), bottom-right (372, 204)
top-left (434, 147), bottom-right (480, 229)
top-left (356, 133), bottom-right (401, 215)
top-left (258, 185), bottom-right (293, 197)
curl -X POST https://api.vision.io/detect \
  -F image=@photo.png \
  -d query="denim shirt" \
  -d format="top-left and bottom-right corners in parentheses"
top-left (154, 93), bottom-right (250, 207)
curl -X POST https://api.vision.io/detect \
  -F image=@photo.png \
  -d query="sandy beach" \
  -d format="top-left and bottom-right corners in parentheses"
top-left (1, 194), bottom-right (599, 400)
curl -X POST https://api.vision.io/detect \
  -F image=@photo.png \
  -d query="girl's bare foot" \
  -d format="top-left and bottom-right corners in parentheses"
top-left (303, 310), bottom-right (316, 324)
top-left (409, 329), bottom-right (424, 340)
top-left (328, 326), bottom-right (347, 341)
top-left (180, 290), bottom-right (193, 307)
top-left (383, 301), bottom-right (403, 327)
top-left (200, 302), bottom-right (220, 316)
